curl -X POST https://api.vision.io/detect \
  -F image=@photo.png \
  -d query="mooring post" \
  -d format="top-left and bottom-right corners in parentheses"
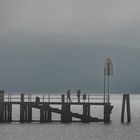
top-left (126, 94), bottom-right (131, 123)
top-left (121, 94), bottom-right (131, 123)
top-left (121, 94), bottom-right (126, 123)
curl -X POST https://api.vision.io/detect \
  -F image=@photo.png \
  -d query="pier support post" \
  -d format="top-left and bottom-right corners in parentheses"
top-left (66, 103), bottom-right (72, 122)
top-left (0, 90), bottom-right (11, 123)
top-left (82, 104), bottom-right (90, 122)
top-left (61, 103), bottom-right (72, 123)
top-left (40, 103), bottom-right (52, 123)
top-left (0, 104), bottom-right (4, 122)
top-left (0, 90), bottom-right (4, 122)
top-left (121, 94), bottom-right (131, 123)
top-left (28, 103), bottom-right (32, 122)
top-left (104, 103), bottom-right (113, 123)
top-left (20, 94), bottom-right (32, 123)
top-left (45, 103), bottom-right (52, 122)
top-left (8, 103), bottom-right (12, 122)
top-left (40, 105), bottom-right (44, 123)
top-left (61, 95), bottom-right (72, 123)
top-left (20, 94), bottom-right (24, 123)
top-left (3, 103), bottom-right (12, 122)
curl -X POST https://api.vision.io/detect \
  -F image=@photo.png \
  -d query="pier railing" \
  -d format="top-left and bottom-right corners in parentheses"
top-left (2, 94), bottom-right (109, 103)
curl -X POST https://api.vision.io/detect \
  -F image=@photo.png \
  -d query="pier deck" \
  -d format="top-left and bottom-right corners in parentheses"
top-left (0, 90), bottom-right (113, 123)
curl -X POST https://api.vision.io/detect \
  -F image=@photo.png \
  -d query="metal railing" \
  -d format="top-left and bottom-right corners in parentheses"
top-left (1, 93), bottom-right (109, 103)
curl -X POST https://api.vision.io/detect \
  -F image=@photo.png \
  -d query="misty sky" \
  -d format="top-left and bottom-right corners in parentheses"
top-left (1, 0), bottom-right (140, 47)
top-left (0, 0), bottom-right (140, 93)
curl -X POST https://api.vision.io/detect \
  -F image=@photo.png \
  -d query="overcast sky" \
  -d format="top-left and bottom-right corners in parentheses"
top-left (1, 0), bottom-right (140, 92)
top-left (0, 0), bottom-right (140, 47)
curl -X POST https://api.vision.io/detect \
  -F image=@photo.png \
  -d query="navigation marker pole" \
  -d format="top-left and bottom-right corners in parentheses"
top-left (104, 57), bottom-right (113, 103)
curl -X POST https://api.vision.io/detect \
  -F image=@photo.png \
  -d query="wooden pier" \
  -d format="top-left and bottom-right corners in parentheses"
top-left (0, 90), bottom-right (113, 124)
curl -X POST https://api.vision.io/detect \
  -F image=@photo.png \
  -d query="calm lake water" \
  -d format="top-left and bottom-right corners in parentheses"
top-left (0, 94), bottom-right (140, 140)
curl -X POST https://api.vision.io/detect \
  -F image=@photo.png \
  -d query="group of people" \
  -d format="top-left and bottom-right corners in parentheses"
top-left (67, 89), bottom-right (81, 102)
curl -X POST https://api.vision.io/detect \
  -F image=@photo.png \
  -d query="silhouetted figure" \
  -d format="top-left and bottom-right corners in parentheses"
top-left (67, 89), bottom-right (72, 102)
top-left (76, 89), bottom-right (81, 103)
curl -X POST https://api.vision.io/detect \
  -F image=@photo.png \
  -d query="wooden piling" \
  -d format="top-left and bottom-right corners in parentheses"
top-left (83, 104), bottom-right (90, 122)
top-left (8, 103), bottom-right (12, 122)
top-left (40, 103), bottom-right (52, 123)
top-left (104, 103), bottom-right (113, 123)
top-left (45, 103), bottom-right (52, 122)
top-left (61, 102), bottom-right (72, 123)
top-left (61, 103), bottom-right (66, 122)
top-left (28, 103), bottom-right (32, 122)
top-left (121, 94), bottom-right (126, 123)
top-left (40, 105), bottom-right (44, 123)
top-left (66, 103), bottom-right (72, 122)
top-left (2, 103), bottom-right (12, 122)
top-left (61, 95), bottom-right (72, 122)
top-left (121, 94), bottom-right (131, 123)
top-left (126, 94), bottom-right (131, 123)
top-left (0, 90), bottom-right (4, 122)
top-left (20, 94), bottom-right (24, 123)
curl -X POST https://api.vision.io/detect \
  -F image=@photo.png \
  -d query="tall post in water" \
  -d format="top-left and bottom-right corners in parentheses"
top-left (103, 58), bottom-right (113, 123)
top-left (121, 94), bottom-right (131, 123)
top-left (104, 57), bottom-right (113, 103)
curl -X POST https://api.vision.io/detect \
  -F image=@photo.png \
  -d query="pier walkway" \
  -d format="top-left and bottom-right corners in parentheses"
top-left (0, 90), bottom-right (113, 123)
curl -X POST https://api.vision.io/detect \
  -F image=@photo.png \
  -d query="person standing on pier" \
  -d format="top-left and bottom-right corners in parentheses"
top-left (67, 89), bottom-right (72, 102)
top-left (76, 89), bottom-right (81, 103)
